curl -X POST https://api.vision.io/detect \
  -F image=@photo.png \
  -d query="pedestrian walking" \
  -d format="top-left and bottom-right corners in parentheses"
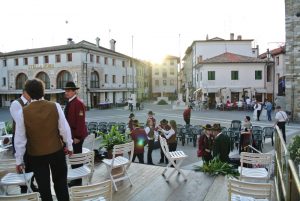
top-left (254, 102), bottom-right (262, 121)
top-left (274, 106), bottom-right (288, 142)
top-left (183, 105), bottom-right (192, 125)
top-left (265, 100), bottom-right (273, 121)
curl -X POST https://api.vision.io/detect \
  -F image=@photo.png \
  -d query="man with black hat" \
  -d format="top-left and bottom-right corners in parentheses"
top-left (64, 81), bottom-right (88, 186)
top-left (212, 123), bottom-right (230, 162)
top-left (197, 124), bottom-right (214, 163)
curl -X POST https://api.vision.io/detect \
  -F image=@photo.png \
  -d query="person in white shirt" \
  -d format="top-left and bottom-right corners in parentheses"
top-left (274, 106), bottom-right (288, 142)
top-left (157, 120), bottom-right (177, 164)
top-left (254, 102), bottom-right (262, 121)
top-left (144, 119), bottom-right (157, 165)
top-left (10, 91), bottom-right (38, 193)
top-left (14, 78), bottom-right (73, 201)
top-left (10, 91), bottom-right (30, 153)
top-left (246, 97), bottom-right (251, 111)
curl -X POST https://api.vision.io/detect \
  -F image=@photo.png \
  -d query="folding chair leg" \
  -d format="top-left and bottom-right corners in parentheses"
top-left (110, 173), bottom-right (118, 191)
top-left (124, 169), bottom-right (133, 187)
top-left (162, 162), bottom-right (171, 176)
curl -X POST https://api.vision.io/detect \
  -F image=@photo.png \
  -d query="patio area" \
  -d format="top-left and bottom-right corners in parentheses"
top-left (90, 162), bottom-right (228, 201)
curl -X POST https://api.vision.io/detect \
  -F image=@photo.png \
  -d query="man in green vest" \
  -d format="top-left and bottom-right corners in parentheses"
top-left (14, 78), bottom-right (73, 201)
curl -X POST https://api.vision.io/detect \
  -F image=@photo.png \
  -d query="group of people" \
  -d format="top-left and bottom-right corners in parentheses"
top-left (10, 79), bottom-right (88, 201)
top-left (197, 123), bottom-right (230, 163)
top-left (128, 111), bottom-right (177, 165)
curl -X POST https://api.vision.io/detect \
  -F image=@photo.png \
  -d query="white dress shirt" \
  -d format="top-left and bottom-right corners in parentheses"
top-left (275, 111), bottom-right (288, 122)
top-left (9, 95), bottom-right (28, 122)
top-left (14, 99), bottom-right (73, 165)
top-left (144, 127), bottom-right (159, 140)
top-left (160, 128), bottom-right (175, 140)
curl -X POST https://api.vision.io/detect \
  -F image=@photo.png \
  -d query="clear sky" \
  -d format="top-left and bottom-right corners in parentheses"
top-left (0, 0), bottom-right (285, 62)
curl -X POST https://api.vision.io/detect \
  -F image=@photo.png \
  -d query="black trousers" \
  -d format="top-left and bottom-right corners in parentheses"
top-left (159, 146), bottom-right (167, 163)
top-left (28, 149), bottom-right (69, 201)
top-left (20, 152), bottom-right (36, 193)
top-left (71, 139), bottom-right (84, 186)
top-left (257, 110), bottom-right (261, 121)
top-left (132, 153), bottom-right (144, 163)
top-left (147, 140), bottom-right (154, 164)
top-left (184, 119), bottom-right (190, 125)
top-left (277, 122), bottom-right (286, 142)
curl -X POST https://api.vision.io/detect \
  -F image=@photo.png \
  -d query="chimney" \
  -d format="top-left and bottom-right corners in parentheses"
top-left (237, 35), bottom-right (242, 40)
top-left (96, 37), bottom-right (100, 47)
top-left (197, 55), bottom-right (203, 63)
top-left (110, 39), bottom-right (116, 51)
top-left (67, 38), bottom-right (74, 45)
top-left (230, 33), bottom-right (234, 40)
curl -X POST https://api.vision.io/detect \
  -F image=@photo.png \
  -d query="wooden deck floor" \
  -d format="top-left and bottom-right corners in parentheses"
top-left (92, 162), bottom-right (229, 201)
top-left (3, 162), bottom-right (277, 201)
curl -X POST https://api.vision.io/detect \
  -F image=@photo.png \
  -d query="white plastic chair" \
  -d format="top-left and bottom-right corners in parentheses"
top-left (159, 136), bottom-right (188, 182)
top-left (228, 178), bottom-right (272, 201)
top-left (0, 192), bottom-right (40, 200)
top-left (69, 180), bottom-right (112, 201)
top-left (0, 159), bottom-right (33, 195)
top-left (82, 133), bottom-right (95, 153)
top-left (67, 151), bottom-right (95, 185)
top-left (239, 152), bottom-right (272, 182)
top-left (0, 122), bottom-right (12, 149)
top-left (102, 141), bottom-right (134, 191)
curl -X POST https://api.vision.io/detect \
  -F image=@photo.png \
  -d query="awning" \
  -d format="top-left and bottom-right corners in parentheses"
top-left (204, 88), bottom-right (220, 93)
top-left (0, 89), bottom-right (65, 94)
top-left (89, 88), bottom-right (128, 92)
top-left (45, 89), bottom-right (65, 94)
top-left (0, 90), bottom-right (22, 94)
top-left (255, 88), bottom-right (267, 93)
top-left (229, 88), bottom-right (243, 93)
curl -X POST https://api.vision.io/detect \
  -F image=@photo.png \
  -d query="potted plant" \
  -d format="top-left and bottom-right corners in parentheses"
top-left (288, 135), bottom-right (300, 174)
top-left (193, 157), bottom-right (239, 178)
top-left (99, 125), bottom-right (130, 159)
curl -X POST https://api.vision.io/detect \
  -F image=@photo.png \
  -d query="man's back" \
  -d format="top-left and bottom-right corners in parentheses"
top-left (213, 134), bottom-right (230, 162)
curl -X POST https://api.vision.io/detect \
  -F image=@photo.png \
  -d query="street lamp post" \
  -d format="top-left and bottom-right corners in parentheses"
top-left (266, 49), bottom-right (275, 104)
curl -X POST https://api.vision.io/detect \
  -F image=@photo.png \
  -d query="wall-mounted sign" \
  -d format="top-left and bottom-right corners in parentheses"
top-left (28, 64), bottom-right (54, 69)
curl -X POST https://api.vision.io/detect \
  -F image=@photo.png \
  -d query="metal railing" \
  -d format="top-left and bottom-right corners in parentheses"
top-left (274, 125), bottom-right (300, 201)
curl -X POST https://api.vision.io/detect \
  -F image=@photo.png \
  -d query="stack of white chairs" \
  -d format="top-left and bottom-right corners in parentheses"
top-left (67, 151), bottom-right (95, 185)
top-left (228, 178), bottom-right (272, 201)
top-left (159, 136), bottom-right (188, 182)
top-left (102, 141), bottom-right (134, 191)
top-left (228, 152), bottom-right (274, 200)
top-left (69, 180), bottom-right (112, 201)
top-left (0, 159), bottom-right (33, 195)
top-left (238, 152), bottom-right (272, 182)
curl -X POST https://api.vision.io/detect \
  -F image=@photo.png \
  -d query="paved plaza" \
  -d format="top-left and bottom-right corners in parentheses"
top-left (1, 102), bottom-right (299, 169)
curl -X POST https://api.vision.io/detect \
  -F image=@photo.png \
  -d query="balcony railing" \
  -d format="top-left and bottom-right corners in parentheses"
top-left (274, 126), bottom-right (300, 201)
